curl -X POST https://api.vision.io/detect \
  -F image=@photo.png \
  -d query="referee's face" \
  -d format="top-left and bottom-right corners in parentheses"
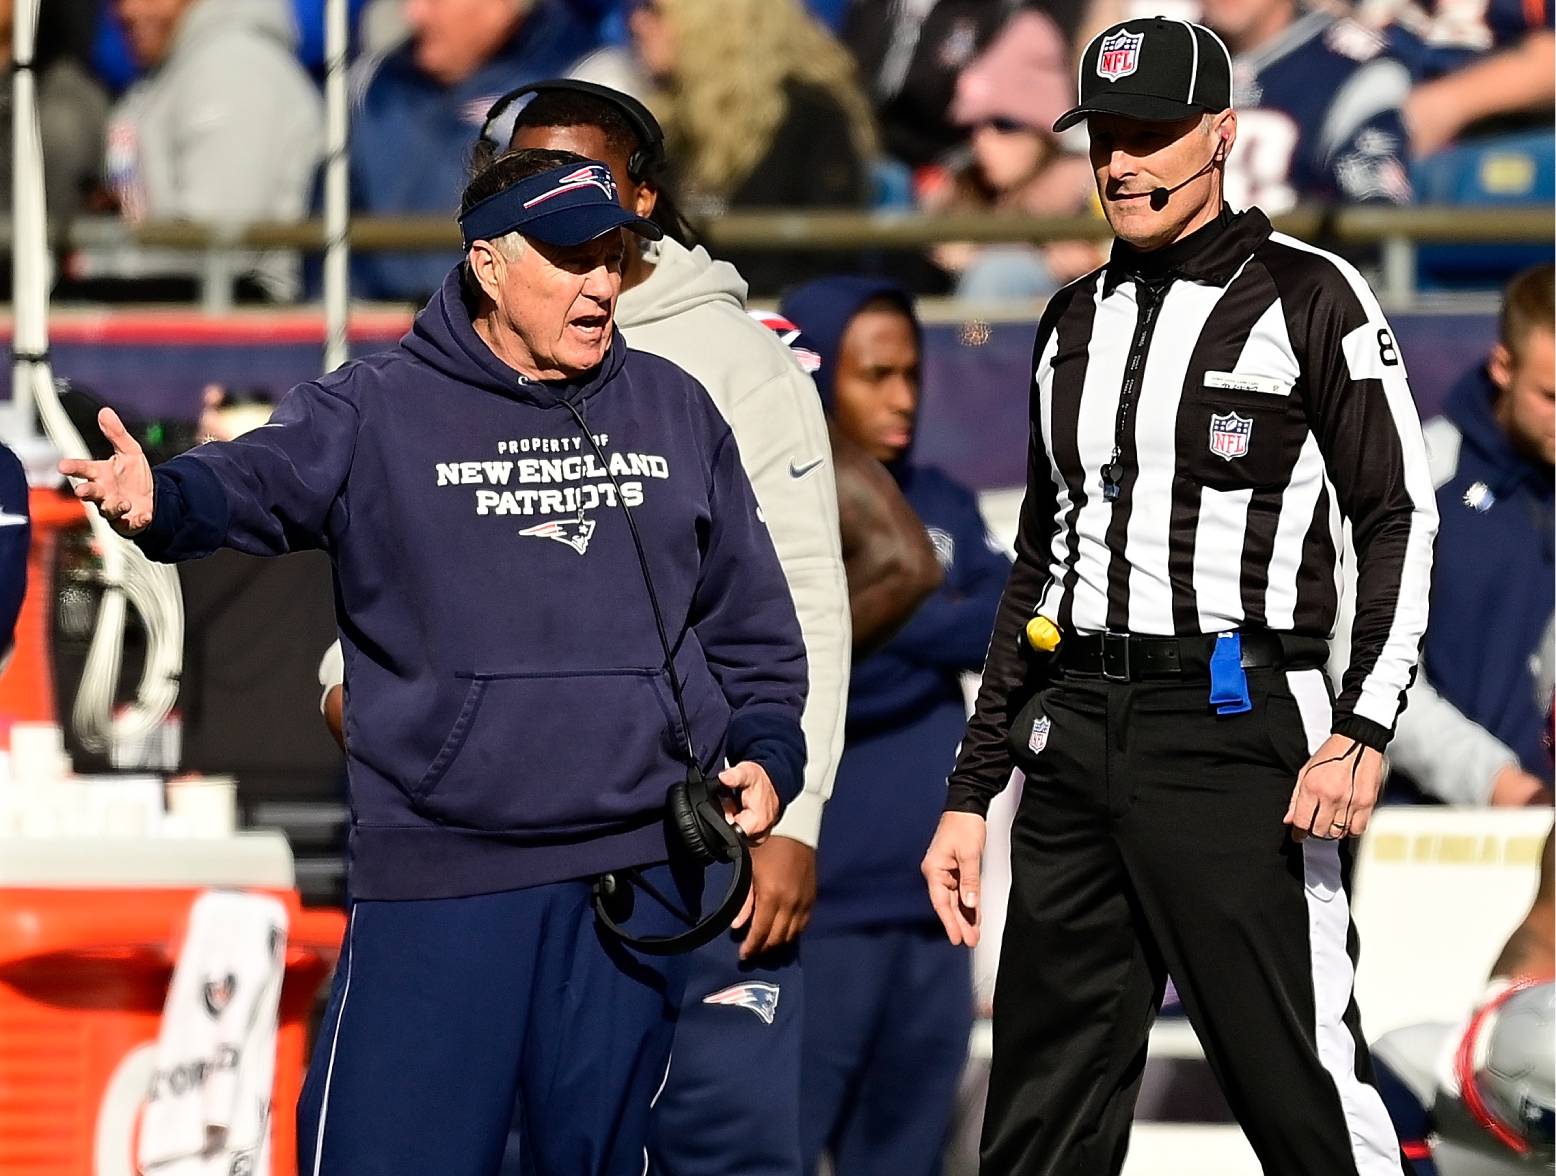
top-left (1089, 112), bottom-right (1226, 250)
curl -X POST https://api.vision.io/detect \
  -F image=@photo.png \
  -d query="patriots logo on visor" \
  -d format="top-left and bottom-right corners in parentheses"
top-left (702, 981), bottom-right (781, 1024)
top-left (522, 164), bottom-right (617, 209)
top-left (519, 517), bottom-right (597, 554)
top-left (1097, 30), bottom-right (1143, 81)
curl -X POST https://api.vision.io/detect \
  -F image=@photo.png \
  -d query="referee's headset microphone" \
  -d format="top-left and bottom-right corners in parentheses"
top-left (558, 402), bottom-right (754, 957)
top-left (1113, 124), bottom-right (1231, 212)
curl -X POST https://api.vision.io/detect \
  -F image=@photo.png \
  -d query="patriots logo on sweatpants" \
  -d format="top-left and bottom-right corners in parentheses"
top-left (702, 981), bottom-right (781, 1024)
top-left (518, 517), bottom-right (597, 555)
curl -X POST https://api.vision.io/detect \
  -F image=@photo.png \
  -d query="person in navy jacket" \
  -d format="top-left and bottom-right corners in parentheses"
top-left (62, 148), bottom-right (807, 1176)
top-left (1384, 263), bottom-right (1554, 805)
top-left (780, 277), bottom-right (1010, 1176)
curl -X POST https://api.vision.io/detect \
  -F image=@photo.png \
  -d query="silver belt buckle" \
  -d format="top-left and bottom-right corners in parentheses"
top-left (1101, 631), bottom-right (1132, 682)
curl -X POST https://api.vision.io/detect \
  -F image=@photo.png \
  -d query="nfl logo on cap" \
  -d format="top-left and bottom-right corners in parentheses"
top-left (1097, 29), bottom-right (1143, 80)
top-left (1208, 412), bottom-right (1253, 461)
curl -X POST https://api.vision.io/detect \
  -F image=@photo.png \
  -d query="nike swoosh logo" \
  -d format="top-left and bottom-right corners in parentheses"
top-left (789, 457), bottom-right (824, 479)
top-left (0, 513), bottom-right (27, 527)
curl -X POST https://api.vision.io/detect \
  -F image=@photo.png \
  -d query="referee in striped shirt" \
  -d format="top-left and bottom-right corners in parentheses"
top-left (922, 17), bottom-right (1437, 1175)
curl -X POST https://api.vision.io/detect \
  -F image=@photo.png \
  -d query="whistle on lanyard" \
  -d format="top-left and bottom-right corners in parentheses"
top-left (1208, 632), bottom-right (1252, 715)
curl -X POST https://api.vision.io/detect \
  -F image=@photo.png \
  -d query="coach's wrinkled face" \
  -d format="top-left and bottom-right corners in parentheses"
top-left (1090, 110), bottom-right (1236, 249)
top-left (468, 229), bottom-right (626, 379)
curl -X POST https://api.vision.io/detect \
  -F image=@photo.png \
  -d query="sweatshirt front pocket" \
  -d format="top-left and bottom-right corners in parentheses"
top-left (409, 668), bottom-right (691, 834)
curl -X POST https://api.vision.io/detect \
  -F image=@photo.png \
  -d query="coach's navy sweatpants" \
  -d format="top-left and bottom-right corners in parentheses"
top-left (799, 925), bottom-right (972, 1176)
top-left (649, 928), bottom-right (804, 1174)
top-left (297, 865), bottom-right (694, 1176)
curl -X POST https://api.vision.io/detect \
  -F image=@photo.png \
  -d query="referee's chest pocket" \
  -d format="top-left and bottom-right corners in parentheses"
top-left (1179, 378), bottom-right (1305, 491)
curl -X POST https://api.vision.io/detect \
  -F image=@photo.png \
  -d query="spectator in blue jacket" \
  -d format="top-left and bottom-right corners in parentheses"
top-left (1378, 263), bottom-right (1554, 805)
top-left (780, 276), bottom-right (1009, 1176)
top-left (350, 0), bottom-right (599, 301)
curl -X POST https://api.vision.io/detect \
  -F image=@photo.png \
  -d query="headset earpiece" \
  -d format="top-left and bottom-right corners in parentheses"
top-left (478, 79), bottom-right (667, 185)
top-left (669, 771), bottom-right (741, 866)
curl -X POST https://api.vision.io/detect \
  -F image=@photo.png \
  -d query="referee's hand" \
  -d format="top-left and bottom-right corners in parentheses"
top-left (1284, 734), bottom-right (1384, 842)
top-left (923, 812), bottom-right (986, 947)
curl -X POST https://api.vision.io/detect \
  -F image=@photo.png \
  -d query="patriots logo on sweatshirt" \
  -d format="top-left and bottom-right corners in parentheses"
top-left (702, 981), bottom-right (781, 1024)
top-left (202, 973), bottom-right (236, 1018)
top-left (519, 517), bottom-right (597, 555)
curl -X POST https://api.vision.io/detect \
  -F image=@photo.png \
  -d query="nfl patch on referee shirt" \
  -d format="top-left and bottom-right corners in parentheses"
top-left (1028, 715), bottom-right (1052, 754)
top-left (1208, 411), bottom-right (1252, 461)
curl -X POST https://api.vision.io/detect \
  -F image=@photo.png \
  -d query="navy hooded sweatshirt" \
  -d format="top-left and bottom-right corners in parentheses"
top-left (780, 278), bottom-right (1010, 934)
top-left (138, 266), bottom-right (808, 900)
top-left (1421, 365), bottom-right (1554, 782)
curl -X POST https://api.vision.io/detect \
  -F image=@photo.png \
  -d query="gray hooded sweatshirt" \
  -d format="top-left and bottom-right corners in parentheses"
top-left (617, 238), bottom-right (850, 847)
top-left (99, 0), bottom-right (323, 299)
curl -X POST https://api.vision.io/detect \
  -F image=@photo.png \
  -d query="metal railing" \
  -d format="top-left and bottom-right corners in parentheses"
top-left (32, 205), bottom-right (1556, 311)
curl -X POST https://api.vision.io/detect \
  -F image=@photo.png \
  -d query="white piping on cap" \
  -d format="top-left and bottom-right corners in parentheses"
top-left (1175, 18), bottom-right (1200, 102)
top-left (1205, 23), bottom-right (1235, 107)
top-left (1078, 26), bottom-right (1103, 97)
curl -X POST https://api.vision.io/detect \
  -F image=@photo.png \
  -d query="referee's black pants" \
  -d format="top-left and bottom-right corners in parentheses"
top-left (982, 666), bottom-right (1410, 1176)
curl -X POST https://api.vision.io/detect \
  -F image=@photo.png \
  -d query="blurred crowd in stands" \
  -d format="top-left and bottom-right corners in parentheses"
top-left (5, 0), bottom-right (1551, 303)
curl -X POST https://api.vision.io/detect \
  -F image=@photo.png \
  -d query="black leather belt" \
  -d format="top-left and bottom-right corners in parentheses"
top-left (1057, 629), bottom-right (1328, 682)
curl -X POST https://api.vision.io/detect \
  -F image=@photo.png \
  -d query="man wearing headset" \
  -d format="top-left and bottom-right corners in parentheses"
top-left (498, 80), bottom-right (941, 1176)
top-left (61, 145), bottom-right (808, 1175)
top-left (923, 18), bottom-right (1435, 1172)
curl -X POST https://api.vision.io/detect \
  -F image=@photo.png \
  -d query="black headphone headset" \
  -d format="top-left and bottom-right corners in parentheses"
top-left (555, 400), bottom-right (754, 957)
top-left (478, 79), bottom-right (668, 185)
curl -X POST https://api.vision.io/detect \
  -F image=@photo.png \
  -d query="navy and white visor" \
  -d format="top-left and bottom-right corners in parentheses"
top-left (458, 160), bottom-right (663, 250)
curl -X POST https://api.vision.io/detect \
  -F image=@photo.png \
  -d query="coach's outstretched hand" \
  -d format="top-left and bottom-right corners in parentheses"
top-left (58, 407), bottom-right (155, 537)
top-left (1285, 734), bottom-right (1384, 842)
top-left (923, 811), bottom-right (986, 947)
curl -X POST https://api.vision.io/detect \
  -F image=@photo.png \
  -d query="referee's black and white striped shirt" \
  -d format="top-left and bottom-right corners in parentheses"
top-left (947, 207), bottom-right (1438, 815)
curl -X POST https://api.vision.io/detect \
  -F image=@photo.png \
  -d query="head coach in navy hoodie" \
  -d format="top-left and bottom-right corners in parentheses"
top-left (61, 148), bottom-right (808, 1175)
top-left (780, 278), bottom-right (1011, 1176)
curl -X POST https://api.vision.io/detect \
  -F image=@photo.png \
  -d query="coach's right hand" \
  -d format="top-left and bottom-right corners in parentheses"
top-left (59, 407), bottom-right (155, 537)
top-left (923, 811), bottom-right (985, 947)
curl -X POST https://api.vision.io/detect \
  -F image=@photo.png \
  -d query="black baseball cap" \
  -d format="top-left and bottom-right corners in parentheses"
top-left (1053, 17), bottom-right (1233, 132)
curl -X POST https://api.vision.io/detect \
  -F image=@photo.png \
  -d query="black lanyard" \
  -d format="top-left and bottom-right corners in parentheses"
top-left (1101, 275), bottom-right (1172, 502)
